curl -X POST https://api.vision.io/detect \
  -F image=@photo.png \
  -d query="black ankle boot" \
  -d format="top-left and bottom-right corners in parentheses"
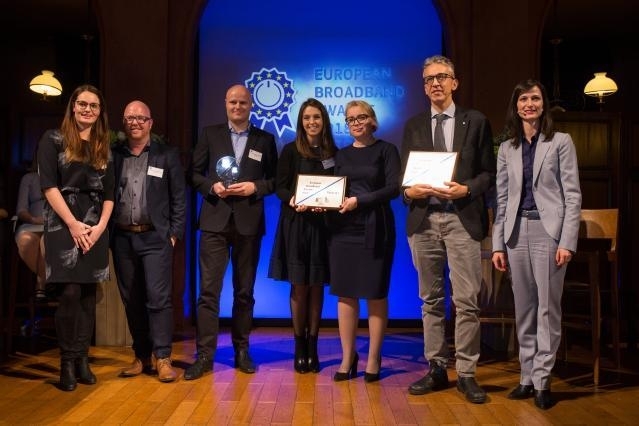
top-left (75, 357), bottom-right (97, 385)
top-left (294, 335), bottom-right (309, 373)
top-left (307, 335), bottom-right (320, 373)
top-left (60, 360), bottom-right (77, 391)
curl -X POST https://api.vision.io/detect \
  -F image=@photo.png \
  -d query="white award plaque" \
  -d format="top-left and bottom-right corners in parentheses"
top-left (294, 175), bottom-right (346, 209)
top-left (402, 151), bottom-right (458, 188)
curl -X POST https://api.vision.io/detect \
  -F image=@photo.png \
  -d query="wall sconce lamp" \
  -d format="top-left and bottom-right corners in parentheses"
top-left (29, 70), bottom-right (63, 99)
top-left (584, 72), bottom-right (618, 110)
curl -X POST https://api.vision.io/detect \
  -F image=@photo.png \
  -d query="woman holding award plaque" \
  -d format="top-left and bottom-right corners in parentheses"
top-left (268, 98), bottom-right (338, 373)
top-left (329, 100), bottom-right (400, 382)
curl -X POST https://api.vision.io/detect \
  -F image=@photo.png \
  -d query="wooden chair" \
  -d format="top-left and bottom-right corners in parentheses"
top-left (562, 208), bottom-right (620, 386)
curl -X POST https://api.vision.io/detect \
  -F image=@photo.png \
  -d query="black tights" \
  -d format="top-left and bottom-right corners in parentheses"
top-left (290, 284), bottom-right (324, 337)
top-left (54, 283), bottom-right (97, 361)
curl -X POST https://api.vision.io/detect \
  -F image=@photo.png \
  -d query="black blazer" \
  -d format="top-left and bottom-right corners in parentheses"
top-left (111, 141), bottom-right (186, 241)
top-left (400, 106), bottom-right (496, 241)
top-left (190, 123), bottom-right (278, 236)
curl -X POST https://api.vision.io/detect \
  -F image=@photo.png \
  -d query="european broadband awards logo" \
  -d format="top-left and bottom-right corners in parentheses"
top-left (245, 67), bottom-right (296, 137)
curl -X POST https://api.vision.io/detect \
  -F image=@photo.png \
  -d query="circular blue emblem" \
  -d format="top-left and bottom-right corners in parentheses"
top-left (245, 67), bottom-right (295, 136)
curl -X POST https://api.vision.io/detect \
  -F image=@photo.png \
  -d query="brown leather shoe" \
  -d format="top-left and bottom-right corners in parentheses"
top-left (150, 353), bottom-right (158, 373)
top-left (119, 357), bottom-right (152, 377)
top-left (157, 357), bottom-right (177, 382)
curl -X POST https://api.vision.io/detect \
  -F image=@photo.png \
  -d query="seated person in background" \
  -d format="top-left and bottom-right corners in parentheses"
top-left (15, 158), bottom-right (46, 299)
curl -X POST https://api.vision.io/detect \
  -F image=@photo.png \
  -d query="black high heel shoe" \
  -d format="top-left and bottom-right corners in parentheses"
top-left (333, 353), bottom-right (358, 382)
top-left (364, 355), bottom-right (382, 383)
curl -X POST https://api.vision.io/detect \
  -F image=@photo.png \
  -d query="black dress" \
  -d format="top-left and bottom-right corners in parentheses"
top-left (38, 129), bottom-right (115, 284)
top-left (268, 142), bottom-right (334, 286)
top-left (328, 140), bottom-right (400, 299)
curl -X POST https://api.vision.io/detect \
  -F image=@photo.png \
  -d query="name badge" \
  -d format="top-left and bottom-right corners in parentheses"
top-left (147, 166), bottom-right (164, 178)
top-left (248, 149), bottom-right (263, 162)
top-left (322, 158), bottom-right (335, 169)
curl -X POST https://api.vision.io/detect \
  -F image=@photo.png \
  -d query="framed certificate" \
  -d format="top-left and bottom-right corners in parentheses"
top-left (294, 174), bottom-right (346, 209)
top-left (401, 151), bottom-right (458, 188)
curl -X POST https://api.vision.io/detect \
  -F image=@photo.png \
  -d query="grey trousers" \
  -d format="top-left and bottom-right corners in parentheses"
top-left (408, 212), bottom-right (482, 376)
top-left (507, 216), bottom-right (565, 390)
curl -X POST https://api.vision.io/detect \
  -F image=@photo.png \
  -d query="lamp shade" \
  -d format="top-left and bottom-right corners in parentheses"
top-left (29, 70), bottom-right (62, 97)
top-left (583, 72), bottom-right (618, 100)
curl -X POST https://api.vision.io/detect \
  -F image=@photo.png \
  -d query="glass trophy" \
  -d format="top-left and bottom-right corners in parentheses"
top-left (216, 155), bottom-right (240, 188)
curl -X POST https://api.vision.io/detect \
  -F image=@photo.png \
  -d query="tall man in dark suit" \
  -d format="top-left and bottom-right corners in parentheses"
top-left (185, 84), bottom-right (278, 380)
top-left (401, 56), bottom-right (496, 403)
top-left (111, 100), bottom-right (186, 383)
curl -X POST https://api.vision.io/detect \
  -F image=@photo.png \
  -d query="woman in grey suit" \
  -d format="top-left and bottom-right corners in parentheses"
top-left (492, 79), bottom-right (581, 410)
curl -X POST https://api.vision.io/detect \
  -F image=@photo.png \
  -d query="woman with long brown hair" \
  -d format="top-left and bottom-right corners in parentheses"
top-left (269, 98), bottom-right (338, 373)
top-left (38, 84), bottom-right (114, 391)
top-left (492, 79), bottom-right (581, 409)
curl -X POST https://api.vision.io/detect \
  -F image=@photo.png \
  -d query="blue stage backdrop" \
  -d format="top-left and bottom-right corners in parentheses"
top-left (196, 0), bottom-right (442, 319)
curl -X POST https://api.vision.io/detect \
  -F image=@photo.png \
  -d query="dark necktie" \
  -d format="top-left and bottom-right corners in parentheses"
top-left (433, 113), bottom-right (447, 152)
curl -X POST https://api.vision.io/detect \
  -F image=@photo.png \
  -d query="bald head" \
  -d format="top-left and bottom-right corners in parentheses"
top-left (226, 84), bottom-right (251, 100)
top-left (225, 85), bottom-right (252, 129)
top-left (124, 100), bottom-right (151, 118)
top-left (123, 100), bottom-right (153, 147)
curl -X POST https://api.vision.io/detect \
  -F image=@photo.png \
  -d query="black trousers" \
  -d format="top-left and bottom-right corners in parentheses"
top-left (196, 221), bottom-right (261, 358)
top-left (55, 283), bottom-right (96, 361)
top-left (112, 230), bottom-right (174, 359)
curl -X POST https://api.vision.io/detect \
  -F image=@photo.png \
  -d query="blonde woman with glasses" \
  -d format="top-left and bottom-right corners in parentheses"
top-left (328, 100), bottom-right (400, 383)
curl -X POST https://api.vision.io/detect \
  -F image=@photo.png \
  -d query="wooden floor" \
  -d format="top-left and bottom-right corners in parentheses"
top-left (1, 327), bottom-right (639, 425)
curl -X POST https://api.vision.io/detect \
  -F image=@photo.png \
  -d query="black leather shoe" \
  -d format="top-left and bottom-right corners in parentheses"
top-left (364, 355), bottom-right (382, 383)
top-left (75, 357), bottom-right (97, 385)
top-left (333, 353), bottom-right (358, 382)
top-left (307, 335), bottom-right (320, 373)
top-left (234, 350), bottom-right (256, 374)
top-left (293, 335), bottom-right (309, 374)
top-left (183, 356), bottom-right (213, 380)
top-left (508, 384), bottom-right (534, 400)
top-left (408, 364), bottom-right (449, 395)
top-left (59, 360), bottom-right (77, 392)
top-left (456, 377), bottom-right (487, 404)
top-left (534, 389), bottom-right (554, 410)
top-left (364, 371), bottom-right (380, 382)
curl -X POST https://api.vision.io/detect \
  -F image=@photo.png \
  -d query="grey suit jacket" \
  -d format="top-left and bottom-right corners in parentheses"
top-left (492, 132), bottom-right (582, 252)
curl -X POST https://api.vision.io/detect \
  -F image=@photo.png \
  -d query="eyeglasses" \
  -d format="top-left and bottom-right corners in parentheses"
top-left (75, 100), bottom-right (101, 112)
top-left (345, 114), bottom-right (369, 126)
top-left (123, 115), bottom-right (152, 124)
top-left (423, 73), bottom-right (454, 86)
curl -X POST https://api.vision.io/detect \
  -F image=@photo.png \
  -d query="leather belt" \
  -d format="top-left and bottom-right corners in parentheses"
top-left (428, 202), bottom-right (455, 213)
top-left (518, 209), bottom-right (540, 220)
top-left (116, 223), bottom-right (155, 233)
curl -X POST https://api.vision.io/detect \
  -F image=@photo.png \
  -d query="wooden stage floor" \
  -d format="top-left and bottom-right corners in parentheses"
top-left (1, 327), bottom-right (638, 425)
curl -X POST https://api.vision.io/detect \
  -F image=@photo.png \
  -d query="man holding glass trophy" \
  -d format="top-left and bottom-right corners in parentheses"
top-left (186, 84), bottom-right (278, 380)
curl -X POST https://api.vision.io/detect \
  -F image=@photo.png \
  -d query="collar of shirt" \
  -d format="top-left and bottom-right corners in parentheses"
top-left (123, 141), bottom-right (151, 157)
top-left (520, 131), bottom-right (540, 146)
top-left (228, 122), bottom-right (251, 135)
top-left (430, 103), bottom-right (456, 120)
